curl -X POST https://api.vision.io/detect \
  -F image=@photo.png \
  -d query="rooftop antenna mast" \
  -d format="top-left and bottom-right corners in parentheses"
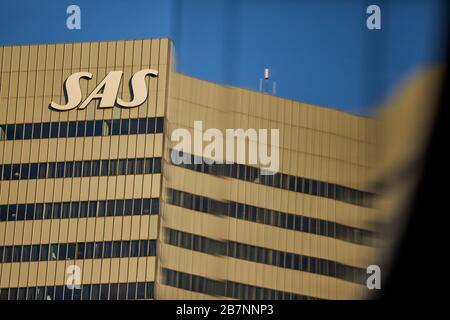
top-left (259, 68), bottom-right (276, 95)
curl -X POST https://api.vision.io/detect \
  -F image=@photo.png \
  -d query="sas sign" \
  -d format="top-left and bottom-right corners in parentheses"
top-left (50, 69), bottom-right (158, 111)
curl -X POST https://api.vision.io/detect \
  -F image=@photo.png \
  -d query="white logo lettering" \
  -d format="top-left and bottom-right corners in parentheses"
top-left (50, 69), bottom-right (158, 111)
top-left (66, 265), bottom-right (82, 290)
top-left (366, 264), bottom-right (381, 289)
top-left (66, 5), bottom-right (81, 30)
top-left (366, 5), bottom-right (381, 30)
top-left (171, 121), bottom-right (279, 174)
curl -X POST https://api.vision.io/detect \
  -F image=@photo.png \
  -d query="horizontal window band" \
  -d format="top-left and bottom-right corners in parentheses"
top-left (170, 150), bottom-right (375, 208)
top-left (0, 198), bottom-right (159, 222)
top-left (0, 117), bottom-right (164, 141)
top-left (229, 201), bottom-right (377, 246)
top-left (0, 239), bottom-right (156, 263)
top-left (167, 188), bottom-right (377, 246)
top-left (0, 281), bottom-right (154, 300)
top-left (162, 268), bottom-right (319, 300)
top-left (0, 157), bottom-right (161, 181)
top-left (164, 228), bottom-right (366, 285)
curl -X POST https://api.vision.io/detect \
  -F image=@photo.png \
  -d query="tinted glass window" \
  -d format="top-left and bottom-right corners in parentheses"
top-left (53, 203), bottom-right (62, 219)
top-left (109, 160), bottom-right (117, 175)
top-left (24, 124), bottom-right (33, 139)
top-left (44, 203), bottom-right (53, 219)
top-left (120, 119), bottom-right (129, 134)
top-left (154, 158), bottom-right (161, 173)
top-left (73, 161), bottom-right (82, 177)
top-left (59, 122), bottom-right (68, 138)
top-left (20, 164), bottom-right (29, 179)
top-left (29, 163), bottom-right (38, 179)
top-left (47, 162), bottom-right (56, 178)
top-left (97, 201), bottom-right (106, 217)
top-left (12, 164), bottom-right (20, 180)
top-left (32, 123), bottom-right (41, 139)
top-left (65, 161), bottom-right (74, 177)
top-left (106, 200), bottom-right (115, 216)
top-left (130, 119), bottom-right (138, 134)
top-left (94, 243), bottom-right (103, 259)
top-left (58, 244), bottom-right (67, 260)
top-left (135, 159), bottom-right (144, 174)
top-left (147, 118), bottom-right (155, 133)
top-left (142, 199), bottom-right (150, 214)
top-left (127, 159), bottom-right (135, 175)
top-left (156, 117), bottom-right (163, 132)
top-left (88, 202), bottom-right (97, 217)
top-left (82, 161), bottom-right (91, 177)
top-left (86, 121), bottom-right (94, 136)
top-left (133, 199), bottom-right (141, 215)
top-left (0, 205), bottom-right (7, 222)
top-left (68, 122), bottom-right (76, 137)
top-left (112, 120), bottom-right (120, 135)
top-left (40, 245), bottom-right (49, 261)
top-left (15, 124), bottom-right (23, 139)
top-left (115, 200), bottom-right (124, 216)
top-left (41, 123), bottom-right (50, 139)
top-left (130, 240), bottom-right (139, 257)
top-left (82, 285), bottom-right (91, 300)
top-left (79, 201), bottom-right (88, 218)
top-left (17, 204), bottom-right (26, 220)
top-left (85, 243), bottom-right (94, 259)
top-left (38, 163), bottom-right (47, 179)
top-left (103, 242), bottom-right (111, 258)
top-left (56, 162), bottom-right (65, 178)
top-left (50, 122), bottom-right (59, 138)
top-left (6, 125), bottom-right (14, 140)
top-left (94, 120), bottom-right (103, 136)
top-left (36, 204), bottom-right (44, 219)
top-left (71, 202), bottom-right (79, 218)
top-left (2, 164), bottom-right (11, 180)
top-left (103, 120), bottom-right (111, 135)
top-left (121, 241), bottom-right (130, 257)
top-left (124, 200), bottom-right (133, 216)
top-left (144, 158), bottom-right (153, 174)
top-left (77, 121), bottom-right (85, 137)
top-left (118, 160), bottom-right (127, 175)
top-left (91, 160), bottom-right (100, 176)
top-left (112, 241), bottom-right (121, 258)
top-left (76, 243), bottom-right (85, 259)
top-left (138, 118), bottom-right (147, 134)
top-left (100, 160), bottom-right (109, 176)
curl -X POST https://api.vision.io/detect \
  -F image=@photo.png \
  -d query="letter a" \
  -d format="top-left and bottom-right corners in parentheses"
top-left (66, 5), bottom-right (81, 30)
top-left (366, 265), bottom-right (381, 289)
top-left (78, 71), bottom-right (123, 109)
top-left (66, 265), bottom-right (82, 290)
top-left (366, 5), bottom-right (381, 30)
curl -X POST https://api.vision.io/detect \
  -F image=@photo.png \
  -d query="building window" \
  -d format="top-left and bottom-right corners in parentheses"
top-left (42, 123), bottom-right (50, 139)
top-left (147, 118), bottom-right (155, 133)
top-left (59, 122), bottom-right (68, 138)
top-left (68, 122), bottom-right (76, 137)
top-left (120, 119), bottom-right (129, 135)
top-left (112, 119), bottom-right (120, 135)
top-left (50, 122), bottom-right (59, 138)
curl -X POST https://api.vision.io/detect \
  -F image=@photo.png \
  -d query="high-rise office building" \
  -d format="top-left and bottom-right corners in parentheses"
top-left (0, 38), bottom-right (381, 300)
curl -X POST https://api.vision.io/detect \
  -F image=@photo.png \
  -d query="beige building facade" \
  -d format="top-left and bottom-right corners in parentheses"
top-left (0, 38), bottom-right (381, 300)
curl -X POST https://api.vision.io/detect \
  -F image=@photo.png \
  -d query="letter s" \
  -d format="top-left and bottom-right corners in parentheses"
top-left (50, 72), bottom-right (92, 111)
top-left (117, 69), bottom-right (158, 108)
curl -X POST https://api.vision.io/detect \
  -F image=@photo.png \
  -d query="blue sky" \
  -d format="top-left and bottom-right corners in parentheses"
top-left (0, 0), bottom-right (447, 115)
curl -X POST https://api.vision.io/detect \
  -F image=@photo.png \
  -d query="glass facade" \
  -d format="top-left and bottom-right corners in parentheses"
top-left (0, 39), bottom-right (167, 300)
top-left (0, 38), bottom-right (380, 300)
